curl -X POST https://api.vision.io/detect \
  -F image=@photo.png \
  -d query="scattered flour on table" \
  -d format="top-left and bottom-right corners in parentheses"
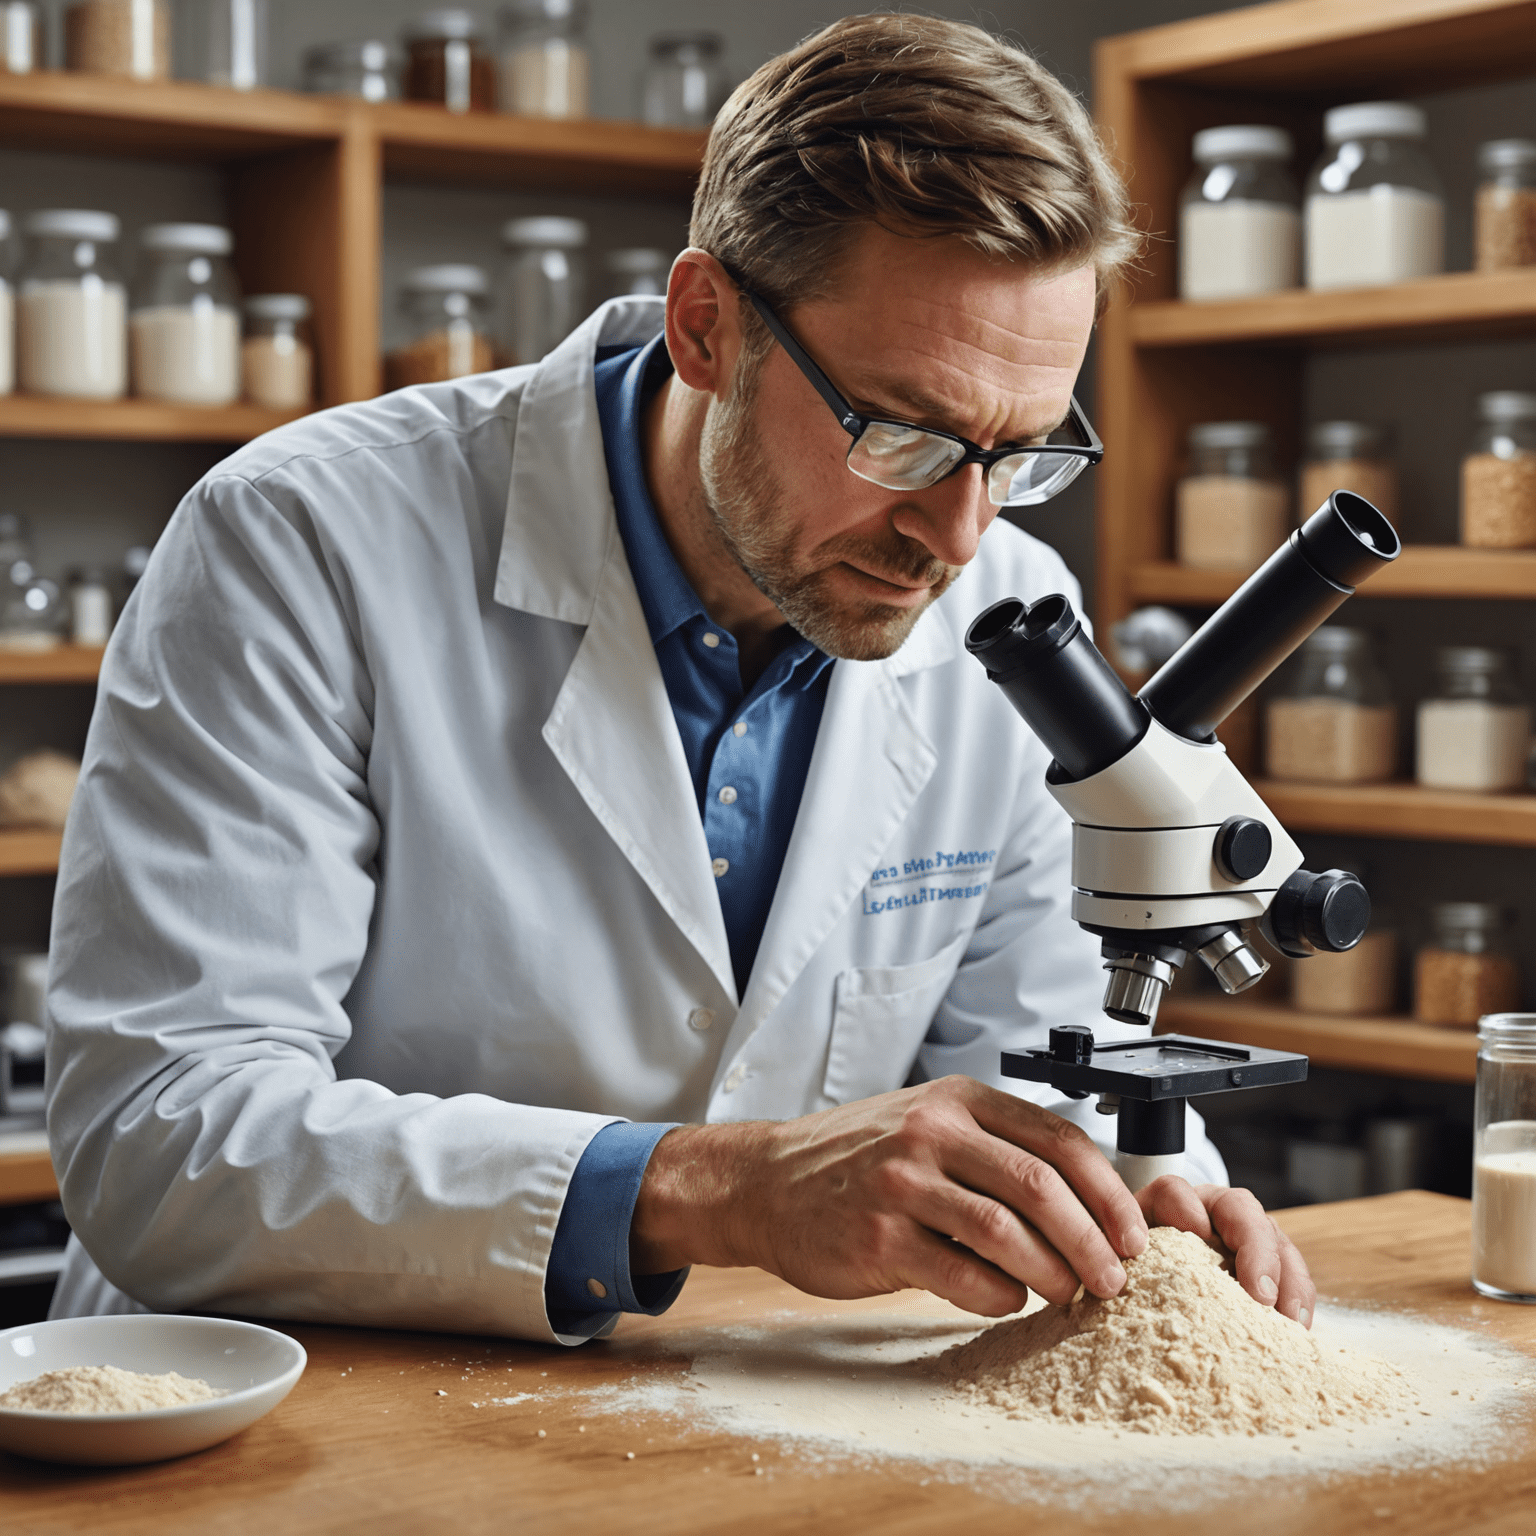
top-left (0, 1366), bottom-right (224, 1414)
top-left (939, 1226), bottom-right (1413, 1435)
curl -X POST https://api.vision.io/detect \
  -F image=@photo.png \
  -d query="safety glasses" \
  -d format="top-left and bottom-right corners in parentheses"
top-left (742, 289), bottom-right (1103, 508)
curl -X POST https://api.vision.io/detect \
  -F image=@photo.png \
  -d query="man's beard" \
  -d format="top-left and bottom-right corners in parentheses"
top-left (696, 359), bottom-right (960, 662)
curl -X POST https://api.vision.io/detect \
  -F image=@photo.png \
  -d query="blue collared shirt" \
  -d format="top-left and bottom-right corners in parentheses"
top-left (543, 336), bottom-right (834, 1331)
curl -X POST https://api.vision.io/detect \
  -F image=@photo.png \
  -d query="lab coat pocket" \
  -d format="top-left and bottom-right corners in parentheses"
top-left (824, 932), bottom-right (971, 1106)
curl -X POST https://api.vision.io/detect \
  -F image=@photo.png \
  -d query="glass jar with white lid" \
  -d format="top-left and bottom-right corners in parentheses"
top-left (1305, 101), bottom-right (1444, 290)
top-left (1476, 139), bottom-right (1536, 271)
top-left (1179, 124), bottom-right (1300, 301)
top-left (0, 208), bottom-right (14, 396)
top-left (1472, 1014), bottom-right (1536, 1302)
top-left (1416, 646), bottom-right (1531, 793)
top-left (1175, 420), bottom-right (1289, 571)
top-left (130, 223), bottom-right (241, 407)
top-left (1265, 626), bottom-right (1396, 785)
top-left (16, 209), bottom-right (127, 400)
top-left (498, 216), bottom-right (586, 366)
top-left (497, 0), bottom-right (588, 119)
top-left (385, 265), bottom-right (497, 389)
top-left (242, 294), bottom-right (312, 410)
top-left (1462, 391), bottom-right (1536, 549)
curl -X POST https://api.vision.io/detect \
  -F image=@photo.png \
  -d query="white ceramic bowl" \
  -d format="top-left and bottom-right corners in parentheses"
top-left (0, 1314), bottom-right (306, 1465)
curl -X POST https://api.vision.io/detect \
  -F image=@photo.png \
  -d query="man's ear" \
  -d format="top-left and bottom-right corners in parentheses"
top-left (664, 249), bottom-right (744, 398)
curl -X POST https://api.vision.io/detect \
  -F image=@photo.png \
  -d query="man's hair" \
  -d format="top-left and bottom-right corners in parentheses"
top-left (690, 13), bottom-right (1138, 319)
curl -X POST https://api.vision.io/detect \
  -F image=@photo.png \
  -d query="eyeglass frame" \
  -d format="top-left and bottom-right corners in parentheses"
top-left (738, 287), bottom-right (1104, 505)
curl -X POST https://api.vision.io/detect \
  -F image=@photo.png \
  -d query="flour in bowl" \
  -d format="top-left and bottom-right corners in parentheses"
top-left (0, 1366), bottom-right (224, 1414)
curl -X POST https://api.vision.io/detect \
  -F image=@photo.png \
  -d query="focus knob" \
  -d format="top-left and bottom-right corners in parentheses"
top-left (1048, 1024), bottom-right (1095, 1064)
top-left (1262, 868), bottom-right (1371, 958)
top-left (1214, 816), bottom-right (1273, 883)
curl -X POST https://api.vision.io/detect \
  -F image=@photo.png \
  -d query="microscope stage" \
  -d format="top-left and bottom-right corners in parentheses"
top-left (1002, 1033), bottom-right (1307, 1101)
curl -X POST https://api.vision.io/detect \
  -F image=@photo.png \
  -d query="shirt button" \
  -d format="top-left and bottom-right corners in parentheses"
top-left (717, 786), bottom-right (738, 805)
top-left (586, 1278), bottom-right (608, 1300)
top-left (702, 632), bottom-right (721, 649)
top-left (688, 1006), bottom-right (714, 1032)
top-left (723, 1064), bottom-right (747, 1093)
top-left (711, 857), bottom-right (729, 878)
top-left (733, 722), bottom-right (747, 737)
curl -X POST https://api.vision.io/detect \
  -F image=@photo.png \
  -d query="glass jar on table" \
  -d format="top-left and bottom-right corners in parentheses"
top-left (497, 0), bottom-right (587, 119)
top-left (16, 209), bottom-right (127, 400)
top-left (1472, 1014), bottom-right (1536, 1302)
top-left (641, 32), bottom-right (729, 128)
top-left (1178, 124), bottom-right (1299, 301)
top-left (130, 223), bottom-right (241, 407)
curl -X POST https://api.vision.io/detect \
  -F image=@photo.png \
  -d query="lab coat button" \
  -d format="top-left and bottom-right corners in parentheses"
top-left (702, 632), bottom-right (721, 649)
top-left (718, 786), bottom-right (737, 805)
top-left (688, 1006), bottom-right (714, 1032)
top-left (711, 857), bottom-right (729, 877)
top-left (723, 1064), bottom-right (747, 1093)
top-left (733, 722), bottom-right (747, 737)
top-left (586, 1278), bottom-right (608, 1299)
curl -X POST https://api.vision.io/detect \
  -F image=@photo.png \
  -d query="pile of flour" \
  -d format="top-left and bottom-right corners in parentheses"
top-left (0, 1366), bottom-right (223, 1414)
top-left (939, 1226), bottom-right (1416, 1436)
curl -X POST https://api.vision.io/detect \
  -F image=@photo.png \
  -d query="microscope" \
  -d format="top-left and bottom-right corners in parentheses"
top-left (964, 492), bottom-right (1401, 1190)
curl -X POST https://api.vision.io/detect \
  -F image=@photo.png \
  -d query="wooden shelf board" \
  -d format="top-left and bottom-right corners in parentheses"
top-left (1129, 269), bottom-right (1536, 350)
top-left (0, 644), bottom-right (104, 684)
top-left (1254, 779), bottom-right (1536, 846)
top-left (1158, 997), bottom-right (1478, 1083)
top-left (375, 104), bottom-right (706, 197)
top-left (0, 71), bottom-right (346, 160)
top-left (0, 829), bottom-right (62, 876)
top-left (1126, 547), bottom-right (1536, 605)
top-left (1107, 0), bottom-right (1536, 97)
top-left (0, 395), bottom-right (309, 443)
top-left (0, 1147), bottom-right (58, 1205)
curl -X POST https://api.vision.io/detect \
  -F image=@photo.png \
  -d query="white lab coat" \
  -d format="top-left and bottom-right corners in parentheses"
top-left (45, 298), bottom-right (1223, 1343)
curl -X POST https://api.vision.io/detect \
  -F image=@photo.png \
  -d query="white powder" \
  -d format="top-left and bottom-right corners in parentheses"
top-left (17, 278), bottom-right (127, 398)
top-left (0, 282), bottom-right (13, 395)
top-left (0, 1365), bottom-right (223, 1414)
top-left (130, 303), bottom-right (240, 406)
top-left (1179, 201), bottom-right (1300, 300)
top-left (1306, 186), bottom-right (1444, 290)
top-left (1416, 698), bottom-right (1531, 791)
top-left (1473, 1144), bottom-right (1536, 1296)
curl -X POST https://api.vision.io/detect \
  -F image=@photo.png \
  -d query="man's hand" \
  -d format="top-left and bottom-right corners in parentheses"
top-left (1136, 1175), bottom-right (1317, 1328)
top-left (630, 1076), bottom-right (1149, 1317)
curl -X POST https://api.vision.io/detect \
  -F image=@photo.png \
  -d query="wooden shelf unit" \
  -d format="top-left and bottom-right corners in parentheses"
top-left (0, 395), bottom-right (308, 443)
top-left (1255, 778), bottom-right (1536, 846)
top-left (1159, 997), bottom-right (1479, 1083)
top-left (0, 644), bottom-right (104, 683)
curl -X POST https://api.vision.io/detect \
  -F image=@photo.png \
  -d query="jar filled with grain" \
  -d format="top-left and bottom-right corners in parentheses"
top-left (1175, 421), bottom-right (1289, 570)
top-left (1299, 420), bottom-right (1398, 525)
top-left (1416, 646), bottom-right (1531, 793)
top-left (16, 209), bottom-right (127, 400)
top-left (1415, 902), bottom-right (1520, 1028)
top-left (1, 2), bottom-right (43, 74)
top-left (402, 10), bottom-right (496, 113)
top-left (65, 0), bottom-right (170, 79)
top-left (1266, 626), bottom-right (1397, 784)
top-left (498, 0), bottom-right (588, 119)
top-left (242, 294), bottom-right (312, 410)
top-left (1475, 139), bottom-right (1536, 271)
top-left (130, 224), bottom-right (241, 407)
top-left (1178, 124), bottom-right (1300, 301)
top-left (1461, 391), bottom-right (1536, 548)
top-left (385, 265), bottom-right (498, 390)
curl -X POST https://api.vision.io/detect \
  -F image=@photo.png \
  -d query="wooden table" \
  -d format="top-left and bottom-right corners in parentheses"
top-left (3, 1191), bottom-right (1533, 1535)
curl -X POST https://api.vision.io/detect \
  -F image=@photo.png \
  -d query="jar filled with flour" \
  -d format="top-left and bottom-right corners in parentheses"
top-left (1461, 391), bottom-right (1536, 549)
top-left (1174, 420), bottom-right (1289, 570)
top-left (0, 209), bottom-right (14, 396)
top-left (1266, 626), bottom-right (1396, 784)
top-left (1416, 646), bottom-right (1531, 793)
top-left (1472, 1015), bottom-right (1536, 1302)
top-left (1178, 124), bottom-right (1300, 301)
top-left (130, 224), bottom-right (240, 406)
top-left (1305, 102), bottom-right (1444, 290)
top-left (241, 294), bottom-right (312, 410)
top-left (16, 209), bottom-right (127, 400)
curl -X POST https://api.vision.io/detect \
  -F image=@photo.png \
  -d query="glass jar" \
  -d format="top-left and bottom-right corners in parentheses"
top-left (602, 247), bottom-right (670, 300)
top-left (0, 571), bottom-right (63, 650)
top-left (65, 0), bottom-right (170, 79)
top-left (1417, 646), bottom-right (1532, 792)
top-left (1416, 903), bottom-right (1520, 1028)
top-left (1305, 101), bottom-right (1444, 290)
top-left (1265, 626), bottom-right (1396, 785)
top-left (1178, 124), bottom-right (1299, 301)
top-left (1475, 139), bottom-right (1536, 272)
top-left (0, 208), bottom-right (14, 397)
top-left (130, 223), bottom-right (241, 407)
top-left (402, 9), bottom-right (496, 114)
top-left (1300, 420), bottom-right (1398, 525)
top-left (2, 2), bottom-right (42, 73)
top-left (1461, 391), bottom-right (1536, 549)
top-left (241, 294), bottom-right (312, 410)
top-left (1174, 420), bottom-right (1289, 571)
top-left (68, 566), bottom-right (113, 646)
top-left (16, 209), bottom-right (127, 400)
top-left (498, 0), bottom-right (587, 119)
top-left (1472, 1014), bottom-right (1536, 1301)
top-left (1294, 919), bottom-right (1398, 1016)
top-left (498, 216), bottom-right (586, 367)
top-left (302, 40), bottom-right (396, 101)
top-left (182, 0), bottom-right (267, 90)
top-left (385, 265), bottom-right (497, 390)
top-left (640, 32), bottom-right (729, 129)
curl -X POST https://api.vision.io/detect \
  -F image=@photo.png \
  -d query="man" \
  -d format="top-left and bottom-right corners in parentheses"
top-left (46, 15), bottom-right (1314, 1342)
